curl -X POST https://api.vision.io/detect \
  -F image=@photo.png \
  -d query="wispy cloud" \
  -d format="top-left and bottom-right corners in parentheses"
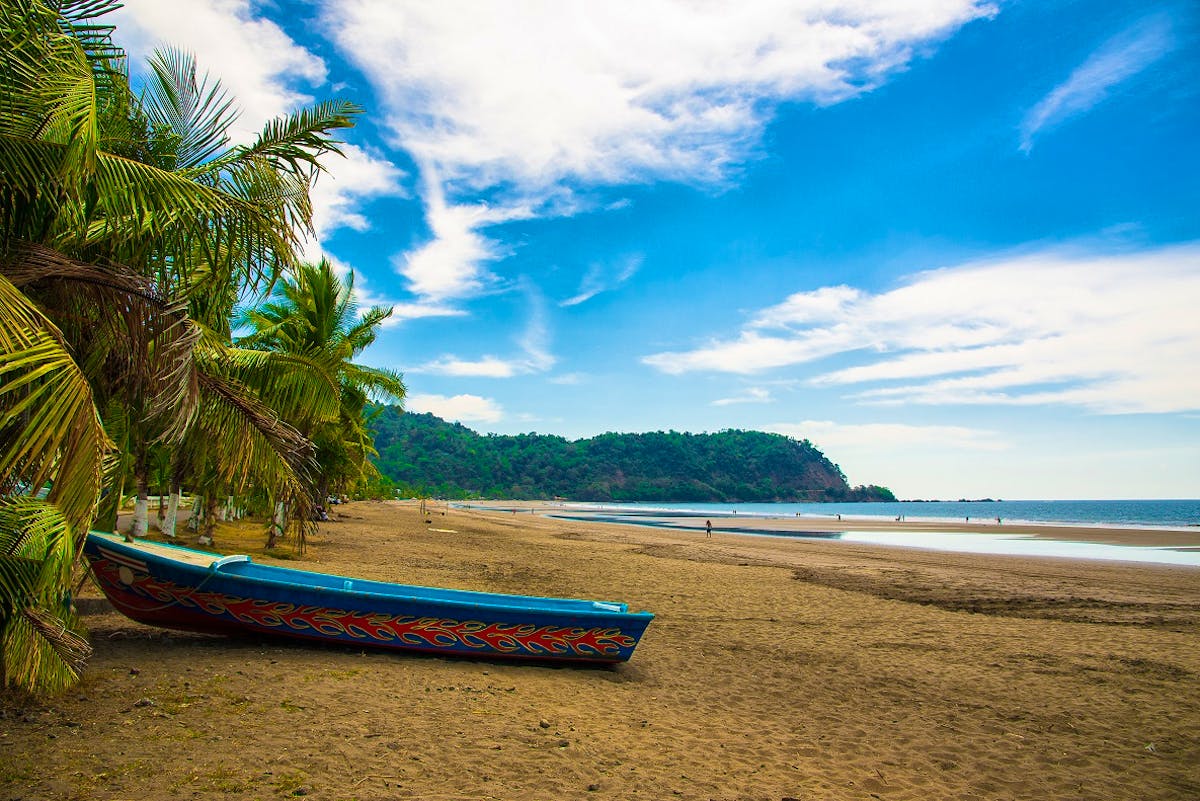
top-left (768, 419), bottom-right (1003, 455)
top-left (413, 356), bottom-right (520, 379)
top-left (299, 144), bottom-right (408, 271)
top-left (405, 393), bottom-right (504, 424)
top-left (1020, 14), bottom-right (1174, 152)
top-left (644, 243), bottom-right (1200, 415)
top-left (767, 420), bottom-right (1007, 452)
top-left (561, 254), bottom-right (644, 307)
top-left (393, 166), bottom-right (534, 303)
top-left (325, 1), bottom-right (993, 197)
top-left (516, 279), bottom-right (556, 372)
top-left (413, 279), bottom-right (556, 376)
top-left (308, 144), bottom-right (407, 238)
top-left (322, 0), bottom-right (994, 303)
top-left (383, 302), bottom-right (468, 325)
top-left (712, 387), bottom-right (773, 406)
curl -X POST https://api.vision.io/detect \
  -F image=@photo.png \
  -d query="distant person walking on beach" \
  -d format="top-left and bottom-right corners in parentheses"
top-left (705, 519), bottom-right (712, 538)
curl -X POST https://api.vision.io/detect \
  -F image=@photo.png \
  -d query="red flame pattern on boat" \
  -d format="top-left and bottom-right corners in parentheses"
top-left (90, 558), bottom-right (635, 658)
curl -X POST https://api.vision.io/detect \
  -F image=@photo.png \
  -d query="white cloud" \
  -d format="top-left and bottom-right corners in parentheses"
top-left (415, 356), bottom-right (519, 378)
top-left (767, 420), bottom-right (1007, 451)
top-left (309, 144), bottom-right (407, 239)
top-left (712, 387), bottom-right (773, 406)
top-left (323, 0), bottom-right (994, 304)
top-left (643, 329), bottom-right (850, 374)
top-left (644, 243), bottom-right (1200, 414)
top-left (377, 302), bottom-right (467, 326)
top-left (561, 254), bottom-right (644, 307)
top-left (324, 0), bottom-right (993, 197)
top-left (549, 372), bottom-right (588, 385)
top-left (112, 0), bottom-right (326, 142)
top-left (393, 166), bottom-right (535, 302)
top-left (405, 393), bottom-right (504, 424)
top-left (413, 279), bottom-right (556, 376)
top-left (1020, 14), bottom-right (1173, 152)
top-left (516, 279), bottom-right (557, 372)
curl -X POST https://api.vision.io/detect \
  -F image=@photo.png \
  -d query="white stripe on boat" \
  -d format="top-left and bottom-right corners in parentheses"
top-left (97, 546), bottom-right (148, 573)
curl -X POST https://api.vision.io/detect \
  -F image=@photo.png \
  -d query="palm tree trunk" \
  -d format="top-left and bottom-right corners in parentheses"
top-left (132, 442), bottom-right (149, 538)
top-left (162, 484), bottom-right (181, 539)
top-left (199, 494), bottom-right (218, 546)
top-left (189, 494), bottom-right (204, 532)
top-left (267, 500), bottom-right (286, 549)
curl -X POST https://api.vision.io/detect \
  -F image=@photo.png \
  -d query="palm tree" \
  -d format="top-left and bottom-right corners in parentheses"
top-left (0, 0), bottom-right (362, 692)
top-left (241, 258), bottom-right (406, 543)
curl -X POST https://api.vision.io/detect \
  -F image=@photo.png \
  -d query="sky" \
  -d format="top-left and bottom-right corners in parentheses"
top-left (107, 0), bottom-right (1200, 500)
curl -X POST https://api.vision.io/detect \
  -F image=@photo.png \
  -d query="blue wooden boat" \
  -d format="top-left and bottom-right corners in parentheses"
top-left (83, 531), bottom-right (653, 663)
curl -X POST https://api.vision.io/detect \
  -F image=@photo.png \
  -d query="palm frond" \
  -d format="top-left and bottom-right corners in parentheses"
top-left (0, 0), bottom-right (115, 183)
top-left (3, 242), bottom-right (203, 446)
top-left (203, 99), bottom-right (362, 180)
top-left (0, 274), bottom-right (109, 535)
top-left (143, 46), bottom-right (239, 170)
top-left (0, 496), bottom-right (91, 694)
top-left (193, 371), bottom-right (317, 492)
top-left (344, 305), bottom-right (394, 354)
top-left (341, 362), bottom-right (406, 404)
top-left (51, 0), bottom-right (126, 66)
top-left (202, 343), bottom-right (342, 426)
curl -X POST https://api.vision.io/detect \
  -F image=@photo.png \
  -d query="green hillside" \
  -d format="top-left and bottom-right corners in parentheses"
top-left (369, 408), bottom-right (894, 503)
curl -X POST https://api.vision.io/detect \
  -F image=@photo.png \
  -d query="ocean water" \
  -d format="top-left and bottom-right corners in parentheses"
top-left (571, 499), bottom-right (1200, 529)
top-left (542, 498), bottom-right (1200, 566)
top-left (837, 530), bottom-right (1200, 567)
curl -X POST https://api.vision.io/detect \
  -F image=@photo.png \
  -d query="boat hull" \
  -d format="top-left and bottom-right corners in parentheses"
top-left (83, 532), bottom-right (652, 663)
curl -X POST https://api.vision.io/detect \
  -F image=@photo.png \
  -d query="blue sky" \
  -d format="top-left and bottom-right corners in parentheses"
top-left (110, 1), bottom-right (1199, 500)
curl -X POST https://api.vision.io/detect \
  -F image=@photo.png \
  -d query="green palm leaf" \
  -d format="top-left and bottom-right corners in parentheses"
top-left (143, 46), bottom-right (238, 170)
top-left (0, 497), bottom-right (92, 694)
top-left (0, 273), bottom-right (109, 536)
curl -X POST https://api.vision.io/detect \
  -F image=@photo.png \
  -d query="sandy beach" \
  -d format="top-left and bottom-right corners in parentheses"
top-left (3, 500), bottom-right (1198, 800)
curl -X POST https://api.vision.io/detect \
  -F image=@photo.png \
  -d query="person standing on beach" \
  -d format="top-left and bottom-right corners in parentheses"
top-left (705, 519), bottom-right (712, 538)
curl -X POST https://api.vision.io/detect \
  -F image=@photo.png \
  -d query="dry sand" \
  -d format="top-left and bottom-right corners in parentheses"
top-left (3, 500), bottom-right (1198, 800)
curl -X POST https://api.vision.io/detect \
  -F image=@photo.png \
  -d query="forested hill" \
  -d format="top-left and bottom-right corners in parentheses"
top-left (369, 408), bottom-right (895, 503)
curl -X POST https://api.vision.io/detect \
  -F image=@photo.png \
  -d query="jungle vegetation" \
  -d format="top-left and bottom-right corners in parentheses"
top-left (371, 410), bottom-right (896, 504)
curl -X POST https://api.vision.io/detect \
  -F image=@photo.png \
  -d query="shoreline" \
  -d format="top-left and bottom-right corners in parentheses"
top-left (458, 500), bottom-right (1200, 551)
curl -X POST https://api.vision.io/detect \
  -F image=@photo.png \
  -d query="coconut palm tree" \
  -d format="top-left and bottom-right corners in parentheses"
top-left (241, 258), bottom-right (406, 541)
top-left (0, 0), bottom-right (362, 692)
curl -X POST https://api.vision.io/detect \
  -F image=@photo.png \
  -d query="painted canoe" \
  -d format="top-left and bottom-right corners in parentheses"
top-left (83, 531), bottom-right (653, 663)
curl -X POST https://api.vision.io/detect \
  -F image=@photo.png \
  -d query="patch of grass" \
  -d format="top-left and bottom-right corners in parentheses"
top-left (270, 769), bottom-right (310, 795)
top-left (0, 754), bottom-right (34, 786)
top-left (302, 667), bottom-right (363, 683)
top-left (205, 768), bottom-right (252, 794)
top-left (67, 758), bottom-right (156, 796)
top-left (168, 768), bottom-right (257, 795)
top-left (263, 548), bottom-right (303, 560)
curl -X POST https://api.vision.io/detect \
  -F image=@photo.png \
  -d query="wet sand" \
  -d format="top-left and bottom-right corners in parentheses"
top-left (3, 500), bottom-right (1198, 800)
top-left (489, 500), bottom-right (1200, 548)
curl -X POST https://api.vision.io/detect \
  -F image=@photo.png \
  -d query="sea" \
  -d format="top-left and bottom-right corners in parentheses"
top-left (546, 499), bottom-right (1200, 567)
top-left (569, 498), bottom-right (1200, 529)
